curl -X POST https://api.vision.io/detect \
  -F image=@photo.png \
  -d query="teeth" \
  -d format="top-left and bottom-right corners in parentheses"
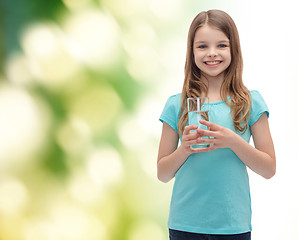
top-left (205, 61), bottom-right (220, 65)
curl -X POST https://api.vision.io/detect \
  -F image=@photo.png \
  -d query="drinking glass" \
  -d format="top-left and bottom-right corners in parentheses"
top-left (187, 97), bottom-right (210, 149)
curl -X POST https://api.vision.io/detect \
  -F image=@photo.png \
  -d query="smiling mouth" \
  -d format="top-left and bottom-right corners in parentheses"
top-left (204, 61), bottom-right (222, 65)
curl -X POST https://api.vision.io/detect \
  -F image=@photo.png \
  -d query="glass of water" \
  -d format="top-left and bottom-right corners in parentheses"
top-left (187, 97), bottom-right (210, 149)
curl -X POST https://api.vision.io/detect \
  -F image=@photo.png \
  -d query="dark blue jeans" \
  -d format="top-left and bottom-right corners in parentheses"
top-left (169, 229), bottom-right (251, 240)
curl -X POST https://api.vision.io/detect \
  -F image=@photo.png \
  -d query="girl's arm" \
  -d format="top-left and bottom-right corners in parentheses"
top-left (157, 122), bottom-right (203, 183)
top-left (197, 113), bottom-right (276, 179)
top-left (232, 113), bottom-right (276, 179)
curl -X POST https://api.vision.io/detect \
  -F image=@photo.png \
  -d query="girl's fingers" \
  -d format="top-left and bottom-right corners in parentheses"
top-left (191, 144), bottom-right (217, 153)
top-left (196, 128), bottom-right (217, 138)
top-left (187, 140), bottom-right (201, 147)
top-left (190, 137), bottom-right (215, 150)
top-left (183, 125), bottom-right (198, 135)
top-left (186, 137), bottom-right (213, 149)
top-left (196, 137), bottom-right (214, 144)
top-left (199, 120), bottom-right (221, 131)
top-left (182, 125), bottom-right (200, 141)
top-left (198, 144), bottom-right (217, 152)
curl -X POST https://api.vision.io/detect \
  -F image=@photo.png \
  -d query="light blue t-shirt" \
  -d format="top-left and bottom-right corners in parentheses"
top-left (159, 90), bottom-right (269, 234)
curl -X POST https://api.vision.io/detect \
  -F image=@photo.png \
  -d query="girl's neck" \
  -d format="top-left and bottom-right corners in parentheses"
top-left (201, 74), bottom-right (224, 103)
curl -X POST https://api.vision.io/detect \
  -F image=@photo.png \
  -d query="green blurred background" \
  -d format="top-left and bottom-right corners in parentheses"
top-left (1, 0), bottom-right (298, 240)
top-left (0, 0), bottom-right (203, 239)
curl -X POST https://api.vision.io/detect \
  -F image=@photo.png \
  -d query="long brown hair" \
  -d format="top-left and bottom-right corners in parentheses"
top-left (178, 9), bottom-right (251, 136)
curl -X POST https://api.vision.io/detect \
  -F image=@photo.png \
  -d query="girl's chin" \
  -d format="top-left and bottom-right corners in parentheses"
top-left (201, 71), bottom-right (225, 79)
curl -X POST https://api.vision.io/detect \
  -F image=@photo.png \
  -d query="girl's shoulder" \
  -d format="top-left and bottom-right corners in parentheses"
top-left (160, 93), bottom-right (182, 131)
top-left (249, 90), bottom-right (267, 104)
top-left (248, 89), bottom-right (269, 126)
top-left (167, 93), bottom-right (182, 101)
top-left (250, 89), bottom-right (262, 97)
top-left (164, 93), bottom-right (182, 108)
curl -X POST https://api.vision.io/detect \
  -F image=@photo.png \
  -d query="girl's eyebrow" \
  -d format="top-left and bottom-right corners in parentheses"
top-left (194, 41), bottom-right (206, 44)
top-left (218, 40), bottom-right (229, 43)
top-left (194, 40), bottom-right (229, 44)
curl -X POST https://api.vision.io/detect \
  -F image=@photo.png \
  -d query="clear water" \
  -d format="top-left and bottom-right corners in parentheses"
top-left (188, 110), bottom-right (210, 149)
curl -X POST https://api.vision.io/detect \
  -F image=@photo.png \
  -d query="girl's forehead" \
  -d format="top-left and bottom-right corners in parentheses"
top-left (194, 25), bottom-right (229, 42)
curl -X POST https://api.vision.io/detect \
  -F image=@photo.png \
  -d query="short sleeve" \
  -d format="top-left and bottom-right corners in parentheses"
top-left (159, 94), bottom-right (181, 132)
top-left (249, 90), bottom-right (269, 127)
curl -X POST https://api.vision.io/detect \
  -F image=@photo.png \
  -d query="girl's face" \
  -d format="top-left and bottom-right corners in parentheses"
top-left (193, 24), bottom-right (231, 80)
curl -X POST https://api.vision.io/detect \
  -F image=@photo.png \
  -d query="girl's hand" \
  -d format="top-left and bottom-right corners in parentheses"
top-left (181, 125), bottom-right (205, 155)
top-left (195, 120), bottom-right (238, 152)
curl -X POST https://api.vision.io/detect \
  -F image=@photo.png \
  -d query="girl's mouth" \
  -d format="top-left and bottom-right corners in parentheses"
top-left (204, 60), bottom-right (222, 66)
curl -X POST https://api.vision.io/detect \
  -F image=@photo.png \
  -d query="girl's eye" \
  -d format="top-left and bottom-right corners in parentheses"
top-left (219, 44), bottom-right (228, 48)
top-left (198, 45), bottom-right (207, 49)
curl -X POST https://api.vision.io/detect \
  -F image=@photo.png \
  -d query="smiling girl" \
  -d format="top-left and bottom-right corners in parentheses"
top-left (157, 10), bottom-right (276, 240)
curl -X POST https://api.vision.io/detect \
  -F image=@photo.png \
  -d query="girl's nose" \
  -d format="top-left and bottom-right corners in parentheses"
top-left (207, 47), bottom-right (217, 57)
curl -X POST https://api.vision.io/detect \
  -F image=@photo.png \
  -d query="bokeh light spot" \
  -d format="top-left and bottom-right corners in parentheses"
top-left (5, 53), bottom-right (32, 86)
top-left (68, 170), bottom-right (103, 205)
top-left (63, 9), bottom-right (119, 69)
top-left (136, 96), bottom-right (163, 137)
top-left (129, 220), bottom-right (166, 240)
top-left (86, 147), bottom-right (123, 187)
top-left (23, 219), bottom-right (59, 240)
top-left (21, 22), bottom-right (80, 87)
top-left (117, 115), bottom-right (147, 149)
top-left (145, 0), bottom-right (181, 20)
top-left (0, 177), bottom-right (29, 215)
top-left (56, 116), bottom-right (92, 155)
top-left (122, 21), bottom-right (159, 82)
top-left (51, 204), bottom-right (107, 240)
top-left (69, 85), bottom-right (122, 133)
top-left (0, 85), bottom-right (49, 170)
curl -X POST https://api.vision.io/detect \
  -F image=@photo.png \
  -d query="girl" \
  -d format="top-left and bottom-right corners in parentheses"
top-left (157, 9), bottom-right (276, 240)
